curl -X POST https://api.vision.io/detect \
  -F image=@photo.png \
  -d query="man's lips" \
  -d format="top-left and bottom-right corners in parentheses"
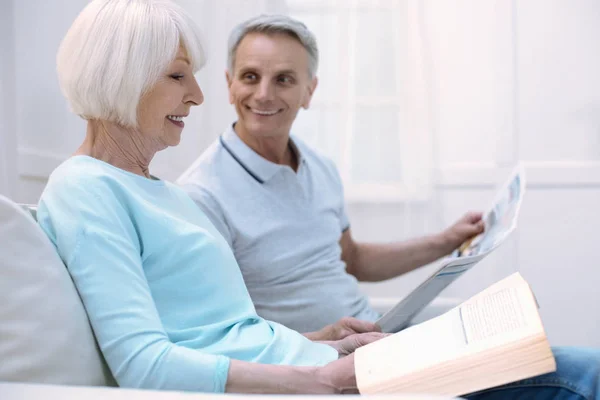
top-left (246, 105), bottom-right (282, 116)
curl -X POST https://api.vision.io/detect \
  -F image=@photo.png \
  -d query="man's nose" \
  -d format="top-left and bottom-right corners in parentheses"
top-left (255, 81), bottom-right (275, 101)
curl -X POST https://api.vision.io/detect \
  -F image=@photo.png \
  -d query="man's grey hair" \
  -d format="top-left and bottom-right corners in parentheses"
top-left (227, 14), bottom-right (319, 78)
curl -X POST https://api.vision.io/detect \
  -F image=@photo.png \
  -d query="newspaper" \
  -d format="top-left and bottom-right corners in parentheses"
top-left (377, 164), bottom-right (527, 333)
top-left (457, 164), bottom-right (526, 257)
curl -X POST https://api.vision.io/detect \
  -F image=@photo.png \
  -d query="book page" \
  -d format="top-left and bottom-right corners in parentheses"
top-left (459, 273), bottom-right (543, 346)
top-left (461, 287), bottom-right (526, 343)
top-left (356, 273), bottom-right (543, 392)
top-left (357, 307), bottom-right (470, 385)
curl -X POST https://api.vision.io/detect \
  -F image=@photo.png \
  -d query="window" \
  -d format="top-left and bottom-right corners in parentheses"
top-left (286, 0), bottom-right (434, 202)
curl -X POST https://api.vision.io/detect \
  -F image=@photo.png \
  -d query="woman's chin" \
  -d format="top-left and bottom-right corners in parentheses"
top-left (165, 132), bottom-right (183, 147)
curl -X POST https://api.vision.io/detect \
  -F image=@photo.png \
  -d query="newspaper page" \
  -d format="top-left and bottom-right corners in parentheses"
top-left (377, 254), bottom-right (484, 333)
top-left (377, 165), bottom-right (527, 333)
top-left (458, 164), bottom-right (527, 257)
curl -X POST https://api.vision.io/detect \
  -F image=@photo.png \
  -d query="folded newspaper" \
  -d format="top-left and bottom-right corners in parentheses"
top-left (377, 164), bottom-right (527, 333)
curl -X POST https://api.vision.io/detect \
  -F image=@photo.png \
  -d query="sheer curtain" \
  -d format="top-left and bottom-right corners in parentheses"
top-left (283, 0), bottom-right (435, 203)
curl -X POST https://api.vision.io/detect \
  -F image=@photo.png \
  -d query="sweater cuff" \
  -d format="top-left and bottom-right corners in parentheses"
top-left (213, 356), bottom-right (231, 393)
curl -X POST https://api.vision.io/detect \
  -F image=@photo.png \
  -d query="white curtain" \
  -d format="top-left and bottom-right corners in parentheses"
top-left (3, 0), bottom-right (435, 202)
top-left (283, 0), bottom-right (435, 203)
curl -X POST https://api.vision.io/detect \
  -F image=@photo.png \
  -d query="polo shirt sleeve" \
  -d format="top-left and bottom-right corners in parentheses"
top-left (325, 158), bottom-right (351, 233)
top-left (181, 185), bottom-right (234, 248)
top-left (338, 192), bottom-right (351, 233)
top-left (37, 181), bottom-right (230, 393)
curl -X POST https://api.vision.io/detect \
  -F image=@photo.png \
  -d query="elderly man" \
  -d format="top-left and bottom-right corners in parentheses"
top-left (173, 15), bottom-right (600, 400)
top-left (178, 14), bottom-right (484, 334)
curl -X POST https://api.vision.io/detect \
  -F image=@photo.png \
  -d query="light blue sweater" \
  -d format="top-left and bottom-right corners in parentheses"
top-left (37, 156), bottom-right (338, 393)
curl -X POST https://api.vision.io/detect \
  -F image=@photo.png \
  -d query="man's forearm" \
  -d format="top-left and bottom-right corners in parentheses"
top-left (225, 359), bottom-right (338, 394)
top-left (351, 234), bottom-right (453, 282)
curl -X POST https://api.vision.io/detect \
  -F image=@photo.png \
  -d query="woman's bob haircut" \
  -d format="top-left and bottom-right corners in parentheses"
top-left (57, 0), bottom-right (206, 128)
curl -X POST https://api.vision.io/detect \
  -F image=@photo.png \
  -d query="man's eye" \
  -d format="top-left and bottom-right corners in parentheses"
top-left (278, 76), bottom-right (293, 84)
top-left (243, 73), bottom-right (257, 81)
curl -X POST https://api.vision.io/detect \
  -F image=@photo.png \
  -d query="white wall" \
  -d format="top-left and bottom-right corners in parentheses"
top-left (7, 0), bottom-right (276, 202)
top-left (2, 0), bottom-right (599, 346)
top-left (355, 0), bottom-right (600, 347)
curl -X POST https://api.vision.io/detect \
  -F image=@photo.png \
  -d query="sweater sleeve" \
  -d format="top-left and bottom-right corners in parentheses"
top-left (37, 181), bottom-right (230, 393)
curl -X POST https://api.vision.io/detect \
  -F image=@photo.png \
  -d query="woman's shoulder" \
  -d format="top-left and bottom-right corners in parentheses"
top-left (40, 156), bottom-right (150, 218)
top-left (47, 155), bottom-right (164, 196)
top-left (45, 156), bottom-right (116, 199)
top-left (37, 157), bottom-right (127, 250)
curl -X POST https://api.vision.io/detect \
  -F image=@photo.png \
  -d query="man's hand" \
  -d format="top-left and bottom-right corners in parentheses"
top-left (328, 331), bottom-right (388, 357)
top-left (303, 317), bottom-right (382, 341)
top-left (440, 211), bottom-right (485, 254)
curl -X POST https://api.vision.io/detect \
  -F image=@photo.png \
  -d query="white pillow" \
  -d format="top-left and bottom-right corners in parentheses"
top-left (0, 194), bottom-right (115, 386)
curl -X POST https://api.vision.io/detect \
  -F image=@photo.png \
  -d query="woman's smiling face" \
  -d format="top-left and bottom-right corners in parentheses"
top-left (137, 46), bottom-right (204, 148)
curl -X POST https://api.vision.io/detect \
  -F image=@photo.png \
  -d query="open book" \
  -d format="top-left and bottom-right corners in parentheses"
top-left (376, 164), bottom-right (527, 333)
top-left (356, 272), bottom-right (555, 397)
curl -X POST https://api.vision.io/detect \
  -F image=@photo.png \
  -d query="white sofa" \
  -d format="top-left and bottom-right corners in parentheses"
top-left (0, 382), bottom-right (458, 400)
top-left (0, 194), bottom-right (457, 399)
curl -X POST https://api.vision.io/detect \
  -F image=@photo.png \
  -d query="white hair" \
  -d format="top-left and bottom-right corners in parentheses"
top-left (228, 14), bottom-right (319, 78)
top-left (57, 0), bottom-right (206, 128)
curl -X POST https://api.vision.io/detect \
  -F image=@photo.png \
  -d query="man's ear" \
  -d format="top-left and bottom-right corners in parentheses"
top-left (302, 76), bottom-right (318, 109)
top-left (225, 69), bottom-right (234, 104)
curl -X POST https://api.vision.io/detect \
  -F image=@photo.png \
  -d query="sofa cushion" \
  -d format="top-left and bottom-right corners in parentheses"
top-left (0, 194), bottom-right (115, 386)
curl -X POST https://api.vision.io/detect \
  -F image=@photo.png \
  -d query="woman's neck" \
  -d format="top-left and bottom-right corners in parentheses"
top-left (75, 120), bottom-right (159, 178)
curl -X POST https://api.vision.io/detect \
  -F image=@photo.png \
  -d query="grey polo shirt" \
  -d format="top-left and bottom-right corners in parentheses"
top-left (178, 124), bottom-right (379, 332)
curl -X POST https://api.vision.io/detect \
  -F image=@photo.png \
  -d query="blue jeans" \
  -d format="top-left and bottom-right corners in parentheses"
top-left (465, 347), bottom-right (600, 400)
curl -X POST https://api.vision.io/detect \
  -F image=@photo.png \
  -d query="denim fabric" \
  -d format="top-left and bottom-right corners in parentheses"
top-left (466, 347), bottom-right (600, 400)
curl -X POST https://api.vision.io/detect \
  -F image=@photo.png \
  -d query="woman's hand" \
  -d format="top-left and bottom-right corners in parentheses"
top-left (304, 317), bottom-right (382, 341)
top-left (319, 353), bottom-right (357, 393)
top-left (227, 332), bottom-right (386, 395)
top-left (317, 331), bottom-right (388, 393)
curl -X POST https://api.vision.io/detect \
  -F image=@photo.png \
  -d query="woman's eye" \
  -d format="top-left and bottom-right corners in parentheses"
top-left (170, 74), bottom-right (184, 81)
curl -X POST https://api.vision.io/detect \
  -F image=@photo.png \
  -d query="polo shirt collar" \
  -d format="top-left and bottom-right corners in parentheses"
top-left (220, 123), bottom-right (304, 184)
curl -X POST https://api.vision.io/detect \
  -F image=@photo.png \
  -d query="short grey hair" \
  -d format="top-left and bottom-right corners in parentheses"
top-left (227, 14), bottom-right (319, 78)
top-left (56, 0), bottom-right (206, 128)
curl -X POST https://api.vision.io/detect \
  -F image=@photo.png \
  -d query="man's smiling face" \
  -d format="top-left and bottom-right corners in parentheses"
top-left (226, 32), bottom-right (317, 140)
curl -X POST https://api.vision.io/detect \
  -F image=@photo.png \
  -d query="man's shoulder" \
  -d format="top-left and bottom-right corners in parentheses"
top-left (177, 137), bottom-right (235, 191)
top-left (177, 137), bottom-right (242, 205)
top-left (292, 135), bottom-right (342, 182)
top-left (292, 135), bottom-right (327, 161)
top-left (179, 138), bottom-right (224, 178)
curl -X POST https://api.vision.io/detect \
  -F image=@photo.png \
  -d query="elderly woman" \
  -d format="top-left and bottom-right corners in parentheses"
top-left (38, 0), bottom-right (600, 398)
top-left (37, 0), bottom-right (381, 394)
